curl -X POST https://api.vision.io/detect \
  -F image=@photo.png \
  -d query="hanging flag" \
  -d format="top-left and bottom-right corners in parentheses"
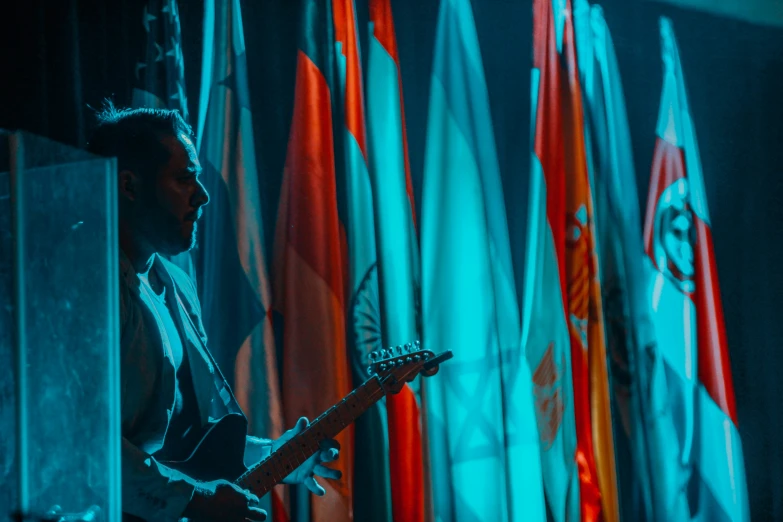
top-left (194, 0), bottom-right (287, 520)
top-left (272, 0), bottom-right (354, 521)
top-left (366, 1), bottom-right (426, 521)
top-left (525, 1), bottom-right (580, 521)
top-left (555, 0), bottom-right (620, 519)
top-left (131, 0), bottom-right (195, 278)
top-left (421, 0), bottom-right (546, 520)
top-left (330, 0), bottom-right (393, 520)
top-left (643, 17), bottom-right (749, 522)
top-left (578, 4), bottom-right (691, 521)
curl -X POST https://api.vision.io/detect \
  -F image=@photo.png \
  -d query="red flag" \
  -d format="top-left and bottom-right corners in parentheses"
top-left (529, 1), bottom-right (581, 521)
top-left (272, 1), bottom-right (353, 520)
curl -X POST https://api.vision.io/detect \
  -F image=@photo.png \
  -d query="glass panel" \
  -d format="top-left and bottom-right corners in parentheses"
top-left (0, 131), bottom-right (17, 516)
top-left (0, 131), bottom-right (121, 521)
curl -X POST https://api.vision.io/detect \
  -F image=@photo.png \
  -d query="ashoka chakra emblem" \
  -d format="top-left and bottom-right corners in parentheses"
top-left (351, 263), bottom-right (382, 380)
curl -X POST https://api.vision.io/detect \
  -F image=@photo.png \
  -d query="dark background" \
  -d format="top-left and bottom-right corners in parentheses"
top-left (1, 0), bottom-right (781, 519)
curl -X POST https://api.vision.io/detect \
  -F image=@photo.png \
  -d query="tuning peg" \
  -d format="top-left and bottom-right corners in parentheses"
top-left (405, 357), bottom-right (413, 364)
top-left (414, 340), bottom-right (421, 351)
top-left (404, 343), bottom-right (412, 353)
top-left (380, 362), bottom-right (388, 371)
top-left (367, 365), bottom-right (374, 375)
top-left (369, 351), bottom-right (378, 361)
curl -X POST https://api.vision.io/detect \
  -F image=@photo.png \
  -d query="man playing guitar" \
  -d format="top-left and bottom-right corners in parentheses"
top-left (87, 104), bottom-right (340, 522)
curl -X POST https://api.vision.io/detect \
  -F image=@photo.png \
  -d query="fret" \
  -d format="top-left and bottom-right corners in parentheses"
top-left (343, 392), bottom-right (361, 422)
top-left (339, 399), bottom-right (353, 423)
top-left (268, 455), bottom-right (285, 482)
top-left (241, 373), bottom-right (400, 497)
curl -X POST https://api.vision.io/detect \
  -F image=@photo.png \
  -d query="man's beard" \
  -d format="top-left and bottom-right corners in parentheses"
top-left (141, 208), bottom-right (195, 257)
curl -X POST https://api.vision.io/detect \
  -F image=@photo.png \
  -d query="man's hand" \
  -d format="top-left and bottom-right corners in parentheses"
top-left (182, 479), bottom-right (267, 522)
top-left (275, 417), bottom-right (342, 496)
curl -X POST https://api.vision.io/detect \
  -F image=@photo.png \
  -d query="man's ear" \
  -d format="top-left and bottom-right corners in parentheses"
top-left (118, 169), bottom-right (139, 202)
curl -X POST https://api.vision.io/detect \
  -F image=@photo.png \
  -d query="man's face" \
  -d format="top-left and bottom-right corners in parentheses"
top-left (134, 133), bottom-right (209, 256)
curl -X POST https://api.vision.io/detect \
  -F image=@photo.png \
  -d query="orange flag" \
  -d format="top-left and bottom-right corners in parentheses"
top-left (558, 1), bottom-right (619, 521)
top-left (272, 0), bottom-right (353, 520)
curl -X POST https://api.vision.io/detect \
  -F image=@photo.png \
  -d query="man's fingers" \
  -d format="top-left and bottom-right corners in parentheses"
top-left (278, 417), bottom-right (309, 444)
top-left (243, 506), bottom-right (267, 522)
top-left (318, 447), bottom-right (339, 463)
top-left (294, 416), bottom-right (309, 433)
top-left (318, 438), bottom-right (340, 452)
top-left (318, 438), bottom-right (340, 462)
top-left (313, 464), bottom-right (342, 480)
top-left (245, 491), bottom-right (260, 505)
top-left (304, 475), bottom-right (326, 496)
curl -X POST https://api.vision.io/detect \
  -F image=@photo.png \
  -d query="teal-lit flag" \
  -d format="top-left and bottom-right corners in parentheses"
top-left (331, 0), bottom-right (394, 520)
top-left (524, 1), bottom-right (580, 520)
top-left (642, 18), bottom-right (749, 522)
top-left (196, 0), bottom-right (285, 518)
top-left (576, 3), bottom-right (690, 520)
top-left (366, 0), bottom-right (427, 520)
top-left (421, 0), bottom-right (546, 520)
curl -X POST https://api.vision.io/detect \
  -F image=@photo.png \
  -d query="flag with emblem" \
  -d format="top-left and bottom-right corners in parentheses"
top-left (194, 0), bottom-right (287, 520)
top-left (420, 0), bottom-right (546, 520)
top-left (524, 1), bottom-right (580, 521)
top-left (643, 18), bottom-right (749, 522)
top-left (330, 0), bottom-right (393, 520)
top-left (366, 0), bottom-right (427, 521)
top-left (576, 4), bottom-right (690, 521)
top-left (555, 0), bottom-right (620, 520)
top-left (272, 0), bottom-right (354, 520)
top-left (131, 0), bottom-right (195, 278)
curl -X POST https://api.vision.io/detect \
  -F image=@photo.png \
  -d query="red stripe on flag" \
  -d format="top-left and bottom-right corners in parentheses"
top-left (333, 0), bottom-right (368, 159)
top-left (272, 489), bottom-right (289, 522)
top-left (369, 0), bottom-right (398, 62)
top-left (533, 0), bottom-right (567, 310)
top-left (387, 388), bottom-right (424, 521)
top-left (644, 138), bottom-right (687, 263)
top-left (694, 220), bottom-right (739, 424)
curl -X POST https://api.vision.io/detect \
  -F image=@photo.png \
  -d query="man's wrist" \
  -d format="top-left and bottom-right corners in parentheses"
top-left (181, 485), bottom-right (212, 517)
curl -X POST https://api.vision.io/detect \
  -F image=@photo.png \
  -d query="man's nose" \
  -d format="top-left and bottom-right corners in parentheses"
top-left (193, 179), bottom-right (210, 207)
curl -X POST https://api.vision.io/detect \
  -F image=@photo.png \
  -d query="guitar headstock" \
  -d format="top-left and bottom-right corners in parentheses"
top-left (368, 341), bottom-right (453, 395)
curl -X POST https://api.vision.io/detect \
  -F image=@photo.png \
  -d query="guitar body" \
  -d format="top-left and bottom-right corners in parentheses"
top-left (121, 345), bottom-right (452, 522)
top-left (159, 413), bottom-right (249, 482)
top-left (122, 413), bottom-right (249, 521)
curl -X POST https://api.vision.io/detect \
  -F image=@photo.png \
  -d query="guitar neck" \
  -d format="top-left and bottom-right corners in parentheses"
top-left (236, 374), bottom-right (386, 497)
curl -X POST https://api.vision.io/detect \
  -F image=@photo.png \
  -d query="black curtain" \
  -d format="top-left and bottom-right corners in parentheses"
top-left (2, 0), bottom-right (782, 519)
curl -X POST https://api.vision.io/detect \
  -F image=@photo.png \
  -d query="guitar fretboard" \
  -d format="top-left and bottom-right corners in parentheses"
top-left (237, 374), bottom-right (386, 496)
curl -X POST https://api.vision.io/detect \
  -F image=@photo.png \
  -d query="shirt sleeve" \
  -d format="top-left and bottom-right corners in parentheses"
top-left (121, 437), bottom-right (198, 521)
top-left (244, 435), bottom-right (274, 468)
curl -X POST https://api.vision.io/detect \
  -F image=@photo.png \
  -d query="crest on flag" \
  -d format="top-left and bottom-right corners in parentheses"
top-left (652, 178), bottom-right (696, 294)
top-left (350, 263), bottom-right (383, 380)
top-left (533, 342), bottom-right (565, 450)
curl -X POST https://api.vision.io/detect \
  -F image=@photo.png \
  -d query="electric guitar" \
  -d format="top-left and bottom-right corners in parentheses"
top-left (123, 341), bottom-right (452, 521)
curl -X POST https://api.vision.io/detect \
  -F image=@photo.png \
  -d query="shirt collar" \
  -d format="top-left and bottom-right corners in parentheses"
top-left (119, 249), bottom-right (170, 296)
